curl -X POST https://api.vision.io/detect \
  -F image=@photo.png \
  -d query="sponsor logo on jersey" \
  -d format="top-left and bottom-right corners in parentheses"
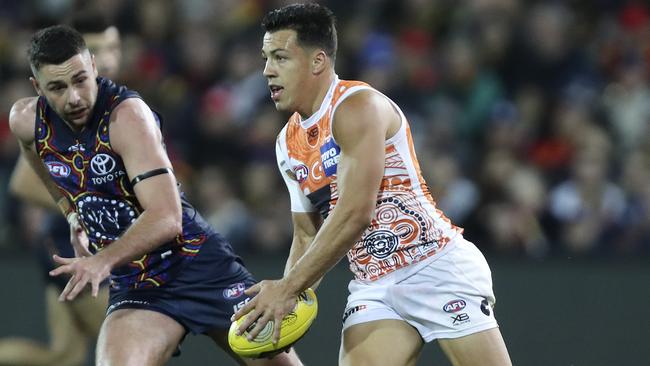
top-left (91, 153), bottom-right (116, 175)
top-left (443, 299), bottom-right (467, 313)
top-left (294, 164), bottom-right (309, 183)
top-left (90, 153), bottom-right (126, 185)
top-left (45, 161), bottom-right (70, 177)
top-left (223, 282), bottom-right (247, 299)
top-left (320, 139), bottom-right (340, 177)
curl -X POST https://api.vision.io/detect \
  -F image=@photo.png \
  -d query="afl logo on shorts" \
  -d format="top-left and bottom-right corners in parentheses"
top-left (91, 153), bottom-right (116, 175)
top-left (443, 299), bottom-right (467, 313)
top-left (45, 161), bottom-right (70, 177)
top-left (223, 283), bottom-right (247, 299)
top-left (293, 164), bottom-right (309, 183)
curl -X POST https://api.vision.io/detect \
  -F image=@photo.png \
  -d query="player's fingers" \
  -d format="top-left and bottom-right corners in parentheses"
top-left (49, 263), bottom-right (72, 277)
top-left (52, 254), bottom-right (75, 265)
top-left (236, 309), bottom-right (261, 336)
top-left (232, 296), bottom-right (257, 321)
top-left (91, 278), bottom-right (100, 298)
top-left (244, 282), bottom-right (262, 296)
top-left (246, 313), bottom-right (272, 341)
top-left (272, 313), bottom-right (283, 345)
top-left (74, 242), bottom-right (93, 257)
top-left (66, 274), bottom-right (89, 301)
top-left (59, 275), bottom-right (77, 301)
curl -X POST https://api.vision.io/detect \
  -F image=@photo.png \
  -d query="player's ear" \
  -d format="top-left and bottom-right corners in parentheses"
top-left (29, 76), bottom-right (43, 97)
top-left (312, 50), bottom-right (328, 75)
top-left (91, 54), bottom-right (98, 78)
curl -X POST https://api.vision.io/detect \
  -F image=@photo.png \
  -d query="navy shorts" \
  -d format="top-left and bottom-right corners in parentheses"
top-left (107, 234), bottom-right (256, 335)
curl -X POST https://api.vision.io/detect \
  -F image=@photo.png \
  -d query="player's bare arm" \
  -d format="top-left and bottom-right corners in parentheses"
top-left (9, 97), bottom-right (67, 206)
top-left (282, 89), bottom-right (399, 293)
top-left (233, 90), bottom-right (400, 342)
top-left (10, 96), bottom-right (93, 258)
top-left (9, 155), bottom-right (58, 210)
top-left (49, 97), bottom-right (182, 300)
top-left (283, 211), bottom-right (322, 283)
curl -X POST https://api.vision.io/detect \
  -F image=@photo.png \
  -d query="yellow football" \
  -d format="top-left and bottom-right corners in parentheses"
top-left (228, 288), bottom-right (318, 358)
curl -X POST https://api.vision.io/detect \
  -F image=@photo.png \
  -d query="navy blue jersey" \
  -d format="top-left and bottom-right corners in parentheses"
top-left (34, 77), bottom-right (238, 290)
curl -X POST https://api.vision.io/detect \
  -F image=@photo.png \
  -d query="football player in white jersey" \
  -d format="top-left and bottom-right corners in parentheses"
top-left (233, 3), bottom-right (512, 366)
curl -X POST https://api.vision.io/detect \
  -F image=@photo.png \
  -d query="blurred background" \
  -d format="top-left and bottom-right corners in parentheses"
top-left (0, 0), bottom-right (649, 365)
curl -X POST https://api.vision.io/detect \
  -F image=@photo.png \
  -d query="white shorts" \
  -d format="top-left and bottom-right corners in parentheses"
top-left (341, 236), bottom-right (499, 342)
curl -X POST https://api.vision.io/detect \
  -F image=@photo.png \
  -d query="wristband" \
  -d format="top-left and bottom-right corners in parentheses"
top-left (57, 196), bottom-right (74, 218)
top-left (66, 212), bottom-right (79, 226)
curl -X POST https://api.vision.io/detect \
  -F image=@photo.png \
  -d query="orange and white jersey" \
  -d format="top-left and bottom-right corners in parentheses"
top-left (276, 77), bottom-right (463, 282)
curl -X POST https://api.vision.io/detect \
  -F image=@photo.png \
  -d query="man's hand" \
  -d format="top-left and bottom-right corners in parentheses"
top-left (231, 279), bottom-right (300, 344)
top-left (49, 254), bottom-right (111, 301)
top-left (67, 212), bottom-right (92, 257)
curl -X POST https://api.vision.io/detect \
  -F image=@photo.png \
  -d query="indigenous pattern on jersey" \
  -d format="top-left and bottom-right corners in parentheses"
top-left (34, 77), bottom-right (232, 290)
top-left (276, 77), bottom-right (463, 281)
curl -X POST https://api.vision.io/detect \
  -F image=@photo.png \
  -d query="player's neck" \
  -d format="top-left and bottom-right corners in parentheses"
top-left (300, 72), bottom-right (336, 119)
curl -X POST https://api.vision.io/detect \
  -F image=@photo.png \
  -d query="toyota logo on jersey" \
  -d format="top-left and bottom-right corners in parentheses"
top-left (90, 153), bottom-right (116, 175)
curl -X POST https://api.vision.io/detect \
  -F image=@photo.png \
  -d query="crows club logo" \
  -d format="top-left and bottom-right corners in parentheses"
top-left (90, 153), bottom-right (116, 175)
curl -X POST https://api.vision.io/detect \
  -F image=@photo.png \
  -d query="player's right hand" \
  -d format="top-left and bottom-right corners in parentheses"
top-left (67, 212), bottom-right (92, 257)
top-left (50, 254), bottom-right (110, 300)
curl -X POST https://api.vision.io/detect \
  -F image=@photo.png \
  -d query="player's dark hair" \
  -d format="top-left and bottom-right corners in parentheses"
top-left (28, 25), bottom-right (87, 71)
top-left (262, 3), bottom-right (337, 60)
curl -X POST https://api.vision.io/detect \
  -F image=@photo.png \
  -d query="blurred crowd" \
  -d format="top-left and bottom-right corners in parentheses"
top-left (1, 0), bottom-right (649, 260)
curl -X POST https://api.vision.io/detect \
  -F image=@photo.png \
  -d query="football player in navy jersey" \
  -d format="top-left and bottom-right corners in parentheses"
top-left (8, 25), bottom-right (301, 366)
top-left (0, 14), bottom-right (119, 366)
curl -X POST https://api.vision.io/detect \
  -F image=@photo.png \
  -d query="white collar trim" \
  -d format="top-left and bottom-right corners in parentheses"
top-left (299, 75), bottom-right (340, 129)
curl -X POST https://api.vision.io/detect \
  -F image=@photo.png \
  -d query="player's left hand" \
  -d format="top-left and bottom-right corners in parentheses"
top-left (49, 254), bottom-right (111, 301)
top-left (231, 279), bottom-right (299, 344)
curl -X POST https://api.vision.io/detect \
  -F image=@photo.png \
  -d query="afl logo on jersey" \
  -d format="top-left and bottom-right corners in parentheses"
top-left (91, 153), bottom-right (116, 175)
top-left (45, 161), bottom-right (70, 178)
top-left (293, 164), bottom-right (309, 183)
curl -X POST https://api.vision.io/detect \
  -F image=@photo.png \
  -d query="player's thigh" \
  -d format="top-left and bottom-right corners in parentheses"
top-left (45, 285), bottom-right (87, 350)
top-left (340, 319), bottom-right (423, 366)
top-left (96, 308), bottom-right (185, 366)
top-left (205, 329), bottom-right (303, 366)
top-left (437, 327), bottom-right (511, 366)
top-left (71, 286), bottom-right (109, 337)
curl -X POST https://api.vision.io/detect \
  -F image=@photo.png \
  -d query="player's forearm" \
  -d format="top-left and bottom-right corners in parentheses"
top-left (284, 234), bottom-right (313, 276)
top-left (284, 206), bottom-right (370, 293)
top-left (94, 209), bottom-right (182, 269)
top-left (284, 233), bottom-right (326, 290)
top-left (17, 147), bottom-right (70, 214)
